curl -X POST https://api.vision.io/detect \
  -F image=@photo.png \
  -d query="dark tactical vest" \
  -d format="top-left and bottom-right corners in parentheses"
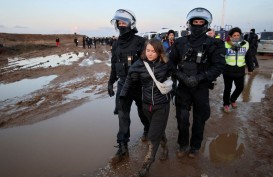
top-left (114, 36), bottom-right (144, 79)
top-left (178, 37), bottom-right (210, 76)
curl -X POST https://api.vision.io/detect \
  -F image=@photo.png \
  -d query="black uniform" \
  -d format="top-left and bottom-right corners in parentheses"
top-left (170, 35), bottom-right (226, 151)
top-left (108, 31), bottom-right (150, 144)
top-left (244, 32), bottom-right (259, 67)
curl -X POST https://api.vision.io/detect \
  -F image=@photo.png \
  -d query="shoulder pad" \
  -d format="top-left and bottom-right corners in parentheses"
top-left (206, 37), bottom-right (224, 45)
top-left (174, 36), bottom-right (188, 45)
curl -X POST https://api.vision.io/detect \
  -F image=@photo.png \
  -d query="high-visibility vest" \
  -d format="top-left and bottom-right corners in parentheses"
top-left (225, 41), bottom-right (249, 67)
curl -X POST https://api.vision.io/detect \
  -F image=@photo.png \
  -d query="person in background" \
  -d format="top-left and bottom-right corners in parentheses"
top-left (244, 28), bottom-right (259, 68)
top-left (107, 9), bottom-right (150, 165)
top-left (222, 27), bottom-right (254, 113)
top-left (215, 32), bottom-right (221, 39)
top-left (93, 37), bottom-right (96, 48)
top-left (170, 7), bottom-right (226, 158)
top-left (207, 28), bottom-right (215, 37)
top-left (86, 37), bottom-right (92, 48)
top-left (163, 29), bottom-right (175, 55)
top-left (74, 37), bottom-right (78, 47)
top-left (82, 36), bottom-right (86, 49)
top-left (120, 39), bottom-right (172, 177)
top-left (162, 33), bottom-right (168, 42)
top-left (109, 36), bottom-right (117, 49)
top-left (56, 37), bottom-right (60, 47)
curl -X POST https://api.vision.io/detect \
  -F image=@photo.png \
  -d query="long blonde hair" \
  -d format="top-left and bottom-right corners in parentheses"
top-left (141, 39), bottom-right (168, 63)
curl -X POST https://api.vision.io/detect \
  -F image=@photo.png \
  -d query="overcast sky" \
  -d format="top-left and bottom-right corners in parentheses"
top-left (1, 0), bottom-right (273, 37)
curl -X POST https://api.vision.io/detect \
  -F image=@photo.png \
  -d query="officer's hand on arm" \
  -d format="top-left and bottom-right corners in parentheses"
top-left (174, 71), bottom-right (195, 87)
top-left (184, 74), bottom-right (206, 88)
top-left (174, 71), bottom-right (187, 83)
top-left (185, 76), bottom-right (198, 88)
top-left (108, 83), bottom-right (115, 97)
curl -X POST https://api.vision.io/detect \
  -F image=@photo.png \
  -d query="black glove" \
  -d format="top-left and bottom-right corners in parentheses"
top-left (184, 76), bottom-right (199, 88)
top-left (108, 84), bottom-right (115, 97)
top-left (184, 74), bottom-right (206, 88)
top-left (174, 71), bottom-right (188, 83)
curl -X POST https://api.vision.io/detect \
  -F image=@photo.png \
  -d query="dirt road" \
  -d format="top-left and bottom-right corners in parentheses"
top-left (0, 34), bottom-right (273, 177)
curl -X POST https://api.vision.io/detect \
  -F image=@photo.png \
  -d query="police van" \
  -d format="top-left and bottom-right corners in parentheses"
top-left (155, 26), bottom-right (188, 40)
top-left (257, 31), bottom-right (273, 55)
top-left (141, 32), bottom-right (157, 40)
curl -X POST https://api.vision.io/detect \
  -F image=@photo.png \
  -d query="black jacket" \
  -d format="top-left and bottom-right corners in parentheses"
top-left (108, 34), bottom-right (146, 85)
top-left (244, 32), bottom-right (258, 54)
top-left (120, 58), bottom-right (172, 105)
top-left (170, 35), bottom-right (226, 84)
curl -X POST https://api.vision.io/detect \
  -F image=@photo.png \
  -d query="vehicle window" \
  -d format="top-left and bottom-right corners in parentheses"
top-left (260, 32), bottom-right (273, 40)
top-left (174, 31), bottom-right (178, 38)
top-left (181, 30), bottom-right (188, 37)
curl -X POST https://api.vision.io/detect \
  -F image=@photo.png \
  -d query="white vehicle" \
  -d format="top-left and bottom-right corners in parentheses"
top-left (141, 32), bottom-right (157, 40)
top-left (155, 26), bottom-right (188, 40)
top-left (257, 32), bottom-right (273, 55)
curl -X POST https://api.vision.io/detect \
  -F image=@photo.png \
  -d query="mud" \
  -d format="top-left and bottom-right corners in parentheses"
top-left (0, 33), bottom-right (273, 177)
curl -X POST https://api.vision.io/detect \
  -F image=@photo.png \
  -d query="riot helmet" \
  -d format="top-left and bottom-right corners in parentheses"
top-left (186, 7), bottom-right (212, 38)
top-left (111, 9), bottom-right (138, 35)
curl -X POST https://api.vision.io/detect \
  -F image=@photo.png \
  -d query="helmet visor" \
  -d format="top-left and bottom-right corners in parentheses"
top-left (110, 9), bottom-right (134, 26)
top-left (186, 8), bottom-right (212, 25)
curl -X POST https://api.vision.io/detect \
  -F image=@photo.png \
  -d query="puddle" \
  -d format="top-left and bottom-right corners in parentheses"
top-left (239, 72), bottom-right (273, 102)
top-left (220, 72), bottom-right (273, 103)
top-left (203, 133), bottom-right (245, 163)
top-left (0, 97), bottom-right (143, 177)
top-left (63, 85), bottom-right (103, 102)
top-left (79, 56), bottom-right (103, 66)
top-left (0, 75), bottom-right (57, 101)
top-left (2, 52), bottom-right (84, 72)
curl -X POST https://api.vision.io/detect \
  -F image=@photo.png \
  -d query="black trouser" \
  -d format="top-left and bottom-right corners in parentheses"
top-left (175, 83), bottom-right (210, 150)
top-left (116, 80), bottom-right (150, 144)
top-left (252, 54), bottom-right (259, 67)
top-left (223, 74), bottom-right (245, 106)
top-left (142, 102), bottom-right (170, 158)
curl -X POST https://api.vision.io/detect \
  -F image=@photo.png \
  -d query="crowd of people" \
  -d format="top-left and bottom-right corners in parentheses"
top-left (52, 7), bottom-right (258, 177)
top-left (55, 7), bottom-right (259, 177)
top-left (55, 35), bottom-right (117, 49)
top-left (105, 7), bottom-right (258, 177)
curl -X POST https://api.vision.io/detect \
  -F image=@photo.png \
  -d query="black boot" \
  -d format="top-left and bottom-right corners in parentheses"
top-left (110, 142), bottom-right (128, 165)
top-left (138, 142), bottom-right (155, 177)
top-left (159, 138), bottom-right (168, 160)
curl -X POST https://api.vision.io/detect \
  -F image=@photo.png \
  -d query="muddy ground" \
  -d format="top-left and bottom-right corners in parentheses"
top-left (0, 33), bottom-right (273, 177)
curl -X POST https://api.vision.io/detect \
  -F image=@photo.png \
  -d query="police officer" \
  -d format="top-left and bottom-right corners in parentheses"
top-left (108, 9), bottom-right (150, 164)
top-left (244, 28), bottom-right (259, 68)
top-left (223, 27), bottom-right (254, 113)
top-left (170, 7), bottom-right (226, 158)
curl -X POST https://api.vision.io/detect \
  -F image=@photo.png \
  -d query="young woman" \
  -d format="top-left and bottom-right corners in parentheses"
top-left (120, 38), bottom-right (173, 177)
top-left (223, 27), bottom-right (254, 112)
